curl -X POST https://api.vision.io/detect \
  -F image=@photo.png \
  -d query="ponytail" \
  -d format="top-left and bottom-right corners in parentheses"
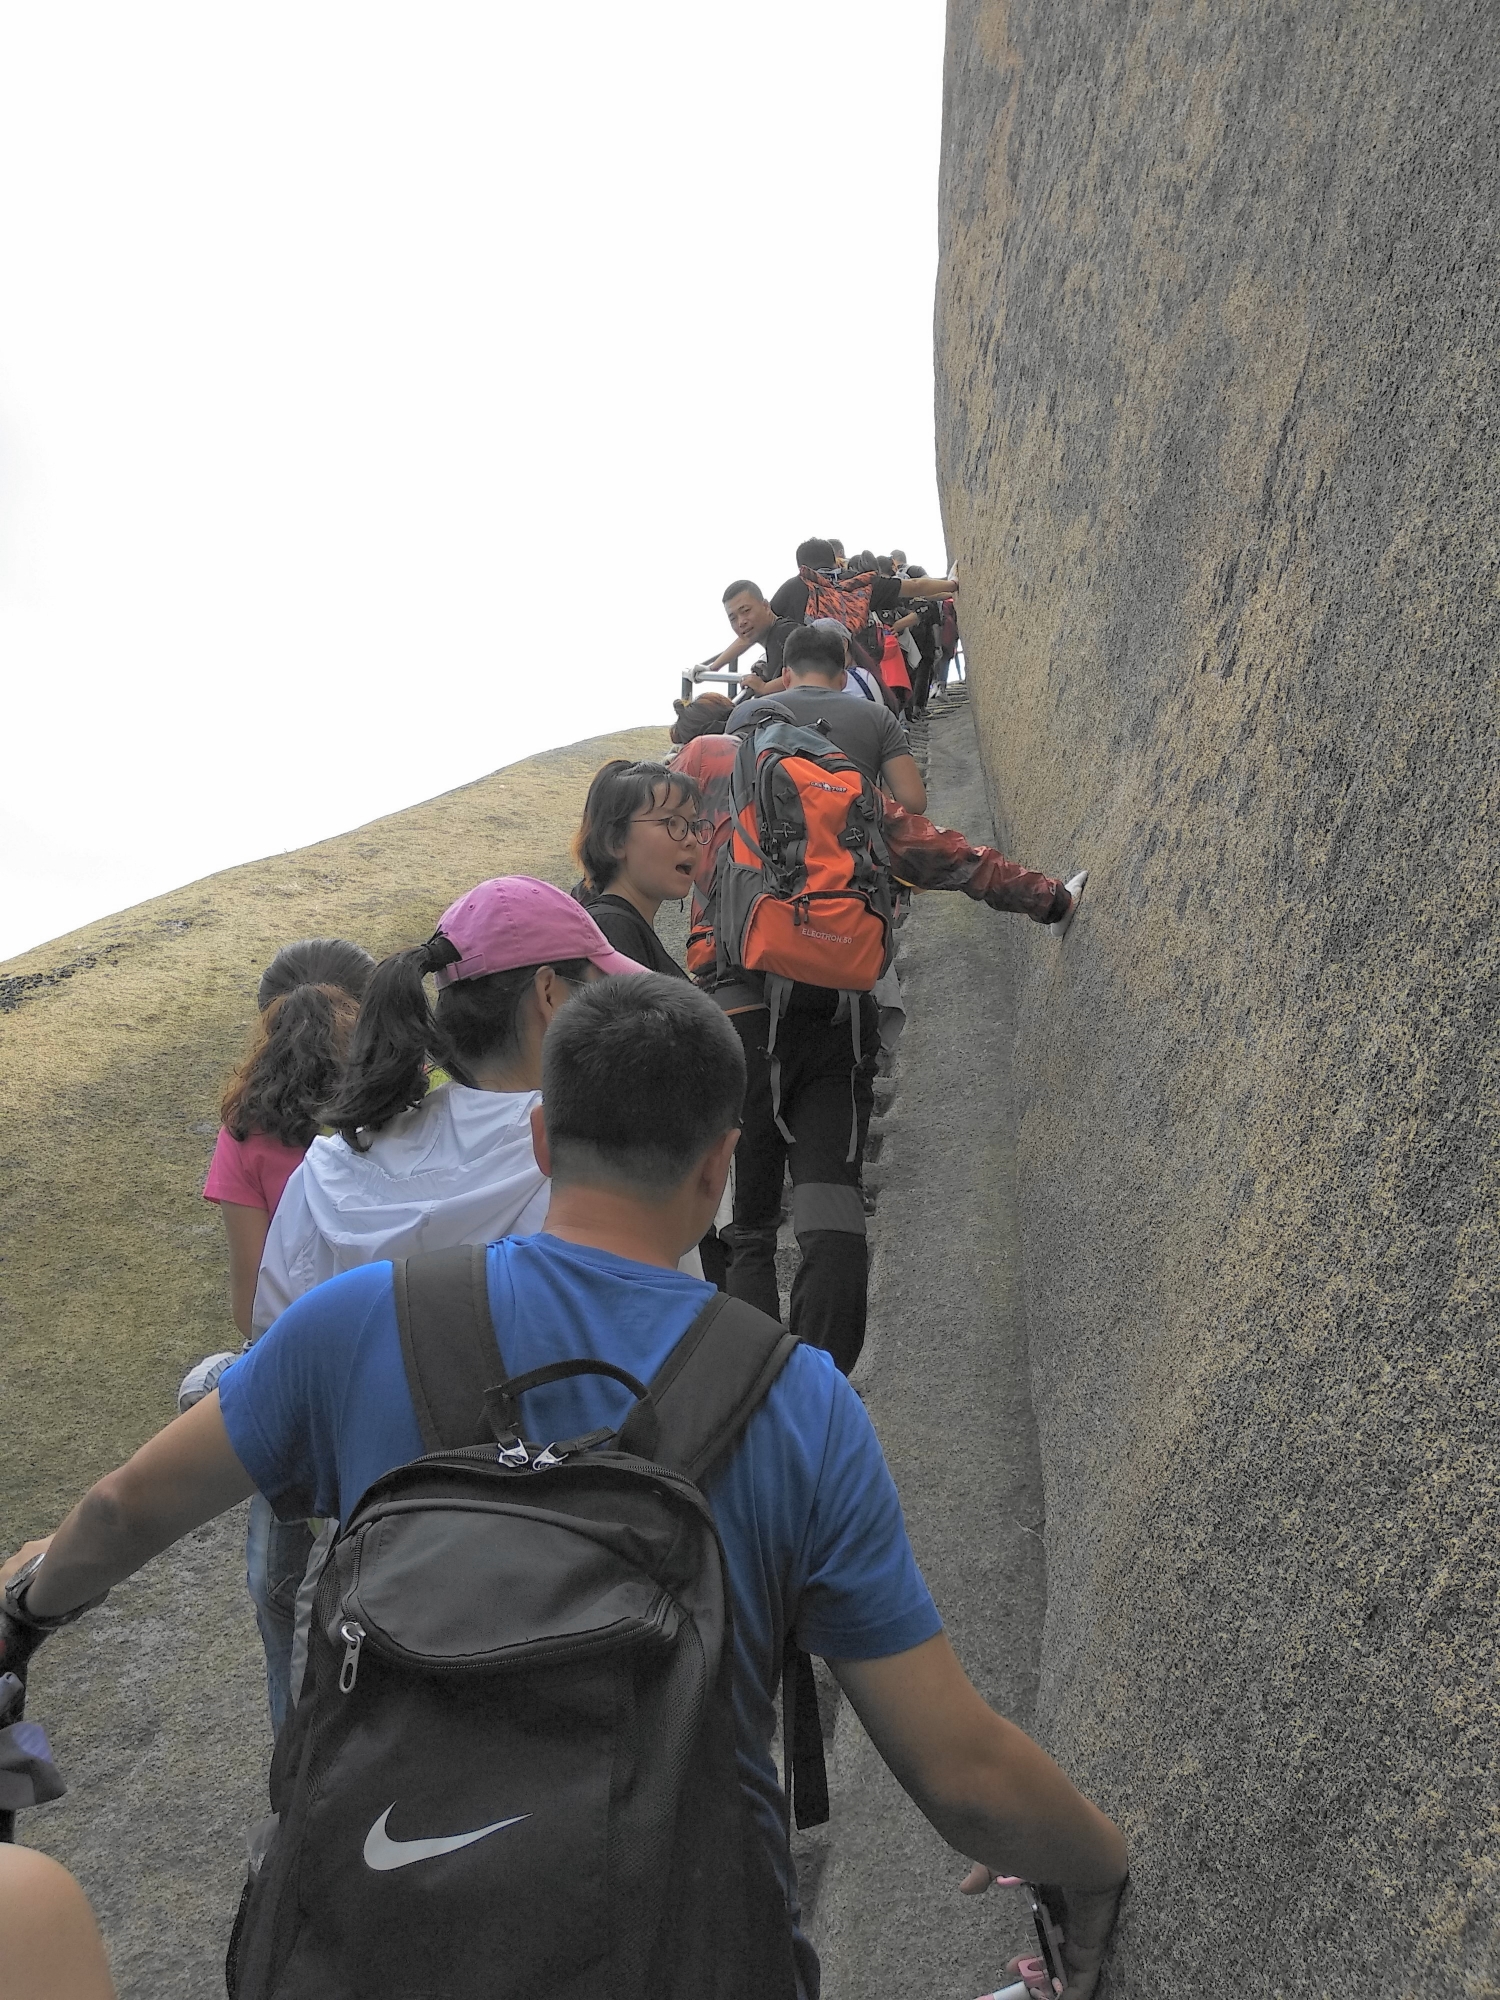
top-left (325, 945), bottom-right (444, 1151)
top-left (328, 933), bottom-right (590, 1150)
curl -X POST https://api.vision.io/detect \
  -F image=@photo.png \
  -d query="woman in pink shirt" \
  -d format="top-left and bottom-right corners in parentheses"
top-left (198, 938), bottom-right (375, 1345)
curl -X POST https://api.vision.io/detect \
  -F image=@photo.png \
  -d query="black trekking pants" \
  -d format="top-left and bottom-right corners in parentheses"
top-left (725, 993), bottom-right (878, 1375)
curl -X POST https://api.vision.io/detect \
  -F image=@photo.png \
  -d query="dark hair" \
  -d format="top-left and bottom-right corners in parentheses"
top-left (830, 540), bottom-right (846, 558)
top-left (875, 555), bottom-right (896, 576)
top-left (783, 624), bottom-right (848, 679)
top-left (573, 760), bottom-right (703, 894)
top-left (889, 549), bottom-right (906, 564)
top-left (906, 564), bottom-right (927, 579)
top-left (221, 938), bottom-right (374, 1148)
top-left (542, 975), bottom-right (746, 1194)
top-left (720, 578), bottom-right (764, 604)
top-left (257, 937), bottom-right (374, 1013)
top-left (851, 550), bottom-right (878, 575)
top-left (795, 538), bottom-right (838, 571)
top-left (670, 694), bottom-right (733, 745)
top-left (328, 936), bottom-right (591, 1148)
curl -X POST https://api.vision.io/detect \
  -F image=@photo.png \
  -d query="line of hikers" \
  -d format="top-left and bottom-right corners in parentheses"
top-left (0, 535), bottom-right (1116, 2000)
top-left (693, 537), bottom-right (965, 717)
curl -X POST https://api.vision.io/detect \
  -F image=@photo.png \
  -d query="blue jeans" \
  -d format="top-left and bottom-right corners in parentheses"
top-left (245, 1493), bottom-right (314, 1737)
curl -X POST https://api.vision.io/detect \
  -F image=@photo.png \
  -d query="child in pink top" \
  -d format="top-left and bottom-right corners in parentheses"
top-left (197, 938), bottom-right (375, 1343)
top-left (203, 1125), bottom-right (308, 1220)
top-left (186, 937), bottom-right (375, 1737)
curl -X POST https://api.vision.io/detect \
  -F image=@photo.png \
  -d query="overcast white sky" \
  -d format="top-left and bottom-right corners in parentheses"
top-left (0, 2), bottom-right (948, 962)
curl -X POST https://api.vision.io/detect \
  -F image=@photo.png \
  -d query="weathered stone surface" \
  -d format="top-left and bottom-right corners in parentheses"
top-left (937, 4), bottom-right (1499, 1992)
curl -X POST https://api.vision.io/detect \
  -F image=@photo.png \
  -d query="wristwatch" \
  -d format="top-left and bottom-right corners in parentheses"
top-left (3, 1553), bottom-right (106, 1631)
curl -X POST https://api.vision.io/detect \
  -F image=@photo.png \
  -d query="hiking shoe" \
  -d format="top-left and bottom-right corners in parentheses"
top-left (177, 1350), bottom-right (240, 1413)
top-left (1049, 870), bottom-right (1089, 939)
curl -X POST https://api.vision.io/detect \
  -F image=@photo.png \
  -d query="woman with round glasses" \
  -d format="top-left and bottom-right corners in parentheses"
top-left (572, 759), bottom-right (728, 1286)
top-left (572, 759), bottom-right (713, 980)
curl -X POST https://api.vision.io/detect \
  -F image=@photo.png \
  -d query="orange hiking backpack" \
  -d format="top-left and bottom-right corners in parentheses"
top-left (799, 564), bottom-right (878, 634)
top-left (710, 709), bottom-right (895, 1153)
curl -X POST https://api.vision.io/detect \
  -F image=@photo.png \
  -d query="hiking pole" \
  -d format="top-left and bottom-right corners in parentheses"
top-left (0, 1669), bottom-right (67, 1842)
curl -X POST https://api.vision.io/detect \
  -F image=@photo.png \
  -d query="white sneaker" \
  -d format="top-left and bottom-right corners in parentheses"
top-left (1049, 869), bottom-right (1089, 939)
top-left (177, 1350), bottom-right (240, 1414)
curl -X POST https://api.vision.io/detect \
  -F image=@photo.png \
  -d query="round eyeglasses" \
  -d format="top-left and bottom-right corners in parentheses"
top-left (634, 813), bottom-right (713, 845)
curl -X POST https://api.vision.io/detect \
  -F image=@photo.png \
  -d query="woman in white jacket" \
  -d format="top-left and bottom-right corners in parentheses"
top-left (245, 875), bottom-right (646, 1730)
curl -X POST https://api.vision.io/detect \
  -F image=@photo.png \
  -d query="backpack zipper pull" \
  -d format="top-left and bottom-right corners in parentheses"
top-left (338, 1620), bottom-right (366, 1693)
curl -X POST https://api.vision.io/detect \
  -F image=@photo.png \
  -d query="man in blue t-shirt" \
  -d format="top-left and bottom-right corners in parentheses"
top-left (2, 975), bottom-right (1126, 1999)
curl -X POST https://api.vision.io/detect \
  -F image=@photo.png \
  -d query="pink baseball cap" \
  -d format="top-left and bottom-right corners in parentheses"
top-left (431, 877), bottom-right (648, 986)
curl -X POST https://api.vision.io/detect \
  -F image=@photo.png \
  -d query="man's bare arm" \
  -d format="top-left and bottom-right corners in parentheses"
top-left (881, 753), bottom-right (927, 814)
top-left (832, 1635), bottom-right (1126, 1998)
top-left (833, 1634), bottom-right (1125, 1887)
top-left (897, 575), bottom-right (958, 600)
top-left (3, 1394), bottom-right (257, 1619)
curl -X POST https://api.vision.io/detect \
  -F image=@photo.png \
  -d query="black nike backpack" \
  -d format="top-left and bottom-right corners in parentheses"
top-left (227, 1245), bottom-right (807, 2000)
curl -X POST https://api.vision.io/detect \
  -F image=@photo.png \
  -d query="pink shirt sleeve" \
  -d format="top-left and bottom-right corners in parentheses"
top-left (203, 1128), bottom-right (308, 1216)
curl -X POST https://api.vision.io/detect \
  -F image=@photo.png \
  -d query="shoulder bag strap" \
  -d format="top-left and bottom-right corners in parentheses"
top-left (634, 1292), bottom-right (830, 1834)
top-left (392, 1243), bottom-right (504, 1452)
top-left (619, 1292), bottom-right (798, 1483)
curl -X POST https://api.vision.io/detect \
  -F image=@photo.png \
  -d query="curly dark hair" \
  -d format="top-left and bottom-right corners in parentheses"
top-left (572, 760), bottom-right (703, 895)
top-left (219, 938), bottom-right (373, 1149)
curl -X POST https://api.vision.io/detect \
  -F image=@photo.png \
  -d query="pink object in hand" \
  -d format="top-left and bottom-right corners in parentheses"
top-left (973, 1959), bottom-right (1056, 2000)
top-left (1016, 1956), bottom-right (1057, 1992)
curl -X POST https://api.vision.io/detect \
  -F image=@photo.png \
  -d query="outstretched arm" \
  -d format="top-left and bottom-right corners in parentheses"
top-left (832, 1634), bottom-right (1126, 1999)
top-left (898, 575), bottom-right (959, 600)
top-left (884, 804), bottom-right (1065, 924)
top-left (701, 631), bottom-right (758, 674)
top-left (1, 1394), bottom-right (256, 1622)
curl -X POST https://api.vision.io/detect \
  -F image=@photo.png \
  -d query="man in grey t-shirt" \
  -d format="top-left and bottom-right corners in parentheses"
top-left (726, 626), bottom-right (928, 813)
top-left (715, 623), bottom-right (1082, 1376)
top-left (716, 624), bottom-right (922, 1375)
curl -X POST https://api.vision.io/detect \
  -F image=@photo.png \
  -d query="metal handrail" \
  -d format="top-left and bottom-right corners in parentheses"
top-left (680, 664), bottom-right (760, 704)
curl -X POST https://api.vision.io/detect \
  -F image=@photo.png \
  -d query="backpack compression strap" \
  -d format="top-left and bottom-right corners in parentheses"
top-left (392, 1244), bottom-right (505, 1453)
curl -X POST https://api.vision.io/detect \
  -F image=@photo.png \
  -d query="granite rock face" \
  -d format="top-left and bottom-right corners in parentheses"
top-left (936, 4), bottom-right (1499, 1991)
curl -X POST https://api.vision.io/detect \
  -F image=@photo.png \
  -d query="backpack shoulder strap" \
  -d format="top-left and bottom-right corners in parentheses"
top-left (624, 1293), bottom-right (798, 1482)
top-left (392, 1243), bottom-right (504, 1452)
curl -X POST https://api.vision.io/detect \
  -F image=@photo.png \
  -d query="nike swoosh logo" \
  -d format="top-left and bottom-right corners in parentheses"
top-left (362, 1805), bottom-right (529, 1871)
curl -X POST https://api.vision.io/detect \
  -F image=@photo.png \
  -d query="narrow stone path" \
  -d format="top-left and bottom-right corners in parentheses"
top-left (804, 688), bottom-right (1051, 1999)
top-left (17, 695), bottom-right (1048, 1999)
